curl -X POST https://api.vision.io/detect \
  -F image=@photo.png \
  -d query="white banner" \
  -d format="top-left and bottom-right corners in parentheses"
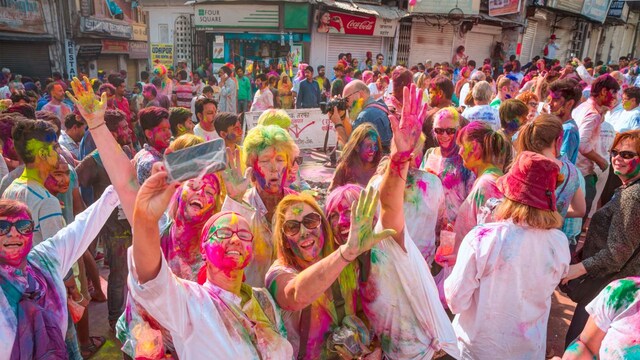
top-left (195, 4), bottom-right (279, 29)
top-left (245, 109), bottom-right (336, 150)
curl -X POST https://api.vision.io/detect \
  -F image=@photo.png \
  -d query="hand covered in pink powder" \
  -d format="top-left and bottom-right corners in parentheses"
top-left (389, 83), bottom-right (428, 155)
top-left (66, 76), bottom-right (107, 128)
top-left (220, 146), bottom-right (252, 202)
top-left (342, 187), bottom-right (396, 260)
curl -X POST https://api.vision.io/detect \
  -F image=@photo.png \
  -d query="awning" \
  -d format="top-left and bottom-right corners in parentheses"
top-left (185, 0), bottom-right (310, 4)
top-left (476, 13), bottom-right (525, 27)
top-left (319, 0), bottom-right (408, 20)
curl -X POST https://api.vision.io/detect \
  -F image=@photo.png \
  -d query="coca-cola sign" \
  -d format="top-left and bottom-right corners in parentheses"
top-left (316, 10), bottom-right (397, 37)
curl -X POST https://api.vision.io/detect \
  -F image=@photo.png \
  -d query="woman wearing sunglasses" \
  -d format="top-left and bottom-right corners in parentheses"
top-left (266, 187), bottom-right (394, 359)
top-left (421, 107), bottom-right (475, 230)
top-left (562, 129), bottom-right (640, 347)
top-left (0, 77), bottom-right (139, 358)
top-left (128, 163), bottom-right (293, 358)
top-left (329, 124), bottom-right (382, 192)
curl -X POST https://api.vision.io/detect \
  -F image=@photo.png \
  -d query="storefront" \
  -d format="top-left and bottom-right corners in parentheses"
top-left (193, 2), bottom-right (311, 75)
top-left (309, 2), bottom-right (402, 78)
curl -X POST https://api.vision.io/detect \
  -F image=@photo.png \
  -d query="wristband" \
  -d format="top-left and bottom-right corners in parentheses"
top-left (390, 150), bottom-right (412, 164)
top-left (89, 122), bottom-right (106, 131)
top-left (334, 123), bottom-right (344, 129)
top-left (339, 246), bottom-right (354, 263)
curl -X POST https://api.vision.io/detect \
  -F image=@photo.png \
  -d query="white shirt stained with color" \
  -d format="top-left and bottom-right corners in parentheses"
top-left (193, 124), bottom-right (220, 141)
top-left (586, 277), bottom-right (640, 359)
top-left (444, 221), bottom-right (570, 359)
top-left (461, 105), bottom-right (501, 131)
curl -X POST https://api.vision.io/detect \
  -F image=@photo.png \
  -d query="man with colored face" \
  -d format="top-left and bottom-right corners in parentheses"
top-left (342, 80), bottom-right (392, 152)
top-left (605, 86), bottom-right (640, 133)
top-left (59, 113), bottom-right (86, 160)
top-left (423, 75), bottom-right (456, 150)
top-left (548, 78), bottom-right (583, 164)
top-left (251, 74), bottom-right (274, 112)
top-left (214, 112), bottom-right (243, 151)
top-left (194, 97), bottom-right (220, 141)
top-left (572, 74), bottom-right (620, 219)
top-left (296, 66), bottom-right (321, 109)
top-left (490, 75), bottom-right (518, 109)
top-left (42, 83), bottom-right (72, 121)
top-left (76, 109), bottom-right (133, 330)
top-left (133, 106), bottom-right (171, 185)
top-left (168, 107), bottom-right (195, 138)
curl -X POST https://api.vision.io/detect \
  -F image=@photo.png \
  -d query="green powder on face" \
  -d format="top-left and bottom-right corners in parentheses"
top-left (606, 279), bottom-right (639, 311)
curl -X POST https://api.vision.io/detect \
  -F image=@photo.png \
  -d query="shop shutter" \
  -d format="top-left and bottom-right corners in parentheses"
top-left (533, 21), bottom-right (551, 59)
top-left (621, 24), bottom-right (635, 59)
top-left (464, 32), bottom-right (495, 65)
top-left (326, 34), bottom-right (383, 78)
top-left (0, 42), bottom-right (51, 81)
top-left (97, 55), bottom-right (119, 74)
top-left (520, 20), bottom-right (537, 62)
top-left (408, 20), bottom-right (454, 66)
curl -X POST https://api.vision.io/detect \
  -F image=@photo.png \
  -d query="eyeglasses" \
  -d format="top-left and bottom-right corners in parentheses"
top-left (282, 212), bottom-right (322, 237)
top-left (434, 128), bottom-right (457, 135)
top-left (0, 219), bottom-right (34, 236)
top-left (610, 150), bottom-right (639, 160)
top-left (211, 227), bottom-right (253, 242)
top-left (293, 156), bottom-right (303, 165)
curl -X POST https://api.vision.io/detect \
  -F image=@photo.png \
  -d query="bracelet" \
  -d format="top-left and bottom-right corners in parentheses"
top-left (339, 246), bottom-right (354, 263)
top-left (89, 122), bottom-right (106, 131)
top-left (390, 150), bottom-right (412, 164)
top-left (334, 123), bottom-right (344, 129)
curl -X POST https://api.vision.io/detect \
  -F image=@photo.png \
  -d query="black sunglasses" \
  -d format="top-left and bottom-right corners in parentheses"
top-left (434, 127), bottom-right (457, 135)
top-left (0, 219), bottom-right (35, 236)
top-left (282, 213), bottom-right (322, 237)
top-left (611, 150), bottom-right (639, 160)
top-left (211, 227), bottom-right (253, 242)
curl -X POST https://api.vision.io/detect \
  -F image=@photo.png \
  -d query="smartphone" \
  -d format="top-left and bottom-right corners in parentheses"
top-left (163, 139), bottom-right (227, 182)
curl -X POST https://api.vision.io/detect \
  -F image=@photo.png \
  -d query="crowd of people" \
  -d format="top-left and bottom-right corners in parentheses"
top-left (0, 42), bottom-right (639, 360)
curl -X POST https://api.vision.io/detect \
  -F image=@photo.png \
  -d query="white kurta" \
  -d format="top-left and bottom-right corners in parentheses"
top-left (444, 221), bottom-right (570, 360)
top-left (0, 186), bottom-right (119, 359)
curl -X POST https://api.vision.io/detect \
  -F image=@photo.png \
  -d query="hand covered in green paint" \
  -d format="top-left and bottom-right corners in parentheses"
top-left (134, 162), bottom-right (181, 223)
top-left (389, 83), bottom-right (428, 155)
top-left (342, 187), bottom-right (396, 260)
top-left (66, 76), bottom-right (107, 128)
top-left (220, 146), bottom-right (252, 202)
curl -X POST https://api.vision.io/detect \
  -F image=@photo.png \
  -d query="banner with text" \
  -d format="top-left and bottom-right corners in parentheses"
top-left (150, 43), bottom-right (174, 67)
top-left (0, 0), bottom-right (46, 34)
top-left (316, 11), bottom-right (397, 37)
top-left (245, 109), bottom-right (336, 150)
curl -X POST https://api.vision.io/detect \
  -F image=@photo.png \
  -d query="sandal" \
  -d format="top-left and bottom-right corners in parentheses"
top-left (80, 335), bottom-right (105, 359)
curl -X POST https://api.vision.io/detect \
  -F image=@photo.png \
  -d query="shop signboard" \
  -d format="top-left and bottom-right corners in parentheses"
top-left (607, 1), bottom-right (629, 22)
top-left (132, 23), bottom-right (148, 42)
top-left (194, 4), bottom-right (279, 29)
top-left (408, 0), bottom-right (480, 15)
top-left (129, 41), bottom-right (149, 59)
top-left (101, 40), bottom-right (129, 54)
top-left (316, 11), bottom-right (397, 37)
top-left (245, 109), bottom-right (336, 150)
top-left (0, 0), bottom-right (46, 34)
top-left (150, 43), bottom-right (174, 67)
top-left (81, 17), bottom-right (133, 39)
top-left (65, 39), bottom-right (78, 80)
top-left (489, 0), bottom-right (522, 16)
top-left (581, 0), bottom-right (613, 23)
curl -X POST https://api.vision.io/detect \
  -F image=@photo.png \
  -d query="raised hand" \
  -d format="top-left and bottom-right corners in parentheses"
top-left (66, 76), bottom-right (107, 128)
top-left (134, 163), bottom-right (180, 224)
top-left (220, 146), bottom-right (251, 202)
top-left (342, 187), bottom-right (396, 260)
top-left (389, 83), bottom-right (428, 155)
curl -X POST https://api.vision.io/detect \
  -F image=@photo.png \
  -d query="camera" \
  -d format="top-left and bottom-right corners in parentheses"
top-left (320, 97), bottom-right (347, 114)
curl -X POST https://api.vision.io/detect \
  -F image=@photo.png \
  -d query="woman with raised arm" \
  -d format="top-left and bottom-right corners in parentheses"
top-left (0, 77), bottom-right (138, 358)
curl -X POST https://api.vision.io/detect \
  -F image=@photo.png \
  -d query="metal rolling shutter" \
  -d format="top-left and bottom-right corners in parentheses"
top-left (97, 56), bottom-right (119, 74)
top-left (408, 20), bottom-right (454, 65)
top-left (464, 32), bottom-right (495, 65)
top-left (326, 34), bottom-right (383, 77)
top-left (0, 42), bottom-right (51, 80)
top-left (533, 21), bottom-right (551, 59)
top-left (520, 21), bottom-right (537, 62)
top-left (621, 24), bottom-right (635, 58)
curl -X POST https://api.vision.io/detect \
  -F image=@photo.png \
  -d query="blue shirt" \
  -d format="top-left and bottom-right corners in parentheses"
top-left (296, 79), bottom-right (321, 109)
top-left (353, 98), bottom-right (393, 150)
top-left (561, 119), bottom-right (580, 164)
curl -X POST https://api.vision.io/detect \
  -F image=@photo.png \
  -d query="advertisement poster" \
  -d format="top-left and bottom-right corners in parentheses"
top-left (290, 45), bottom-right (303, 67)
top-left (581, 0), bottom-right (613, 23)
top-left (150, 43), bottom-right (174, 67)
top-left (0, 0), bottom-right (46, 34)
top-left (489, 0), bottom-right (521, 16)
top-left (245, 109), bottom-right (336, 150)
top-left (316, 10), bottom-right (397, 37)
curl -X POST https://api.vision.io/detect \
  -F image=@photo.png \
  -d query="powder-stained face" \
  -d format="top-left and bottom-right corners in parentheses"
top-left (224, 121), bottom-right (243, 145)
top-left (44, 160), bottom-right (71, 195)
top-left (458, 138), bottom-right (480, 170)
top-left (622, 93), bottom-right (637, 111)
top-left (0, 213), bottom-right (34, 267)
top-left (358, 135), bottom-right (379, 164)
top-left (203, 213), bottom-right (253, 274)
top-left (26, 139), bottom-right (59, 171)
top-left (177, 174), bottom-right (219, 222)
top-left (433, 113), bottom-right (457, 149)
top-left (114, 120), bottom-right (132, 145)
top-left (612, 139), bottom-right (640, 179)
top-left (252, 146), bottom-right (289, 194)
top-left (283, 203), bottom-right (325, 263)
top-left (328, 197), bottom-right (354, 246)
top-left (147, 119), bottom-right (172, 152)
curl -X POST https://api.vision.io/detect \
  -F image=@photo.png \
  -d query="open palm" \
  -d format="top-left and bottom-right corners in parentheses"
top-left (390, 84), bottom-right (428, 154)
top-left (66, 76), bottom-right (106, 128)
top-left (344, 187), bottom-right (396, 258)
top-left (220, 147), bottom-right (251, 202)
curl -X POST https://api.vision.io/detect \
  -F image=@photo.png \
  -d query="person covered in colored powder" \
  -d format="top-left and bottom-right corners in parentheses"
top-left (329, 124), bottom-right (383, 192)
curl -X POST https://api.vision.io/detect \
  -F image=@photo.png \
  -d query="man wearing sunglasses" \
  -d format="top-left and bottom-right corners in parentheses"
top-left (342, 80), bottom-right (392, 153)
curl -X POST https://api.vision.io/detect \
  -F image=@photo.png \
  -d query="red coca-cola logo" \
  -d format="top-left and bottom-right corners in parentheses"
top-left (346, 20), bottom-right (374, 31)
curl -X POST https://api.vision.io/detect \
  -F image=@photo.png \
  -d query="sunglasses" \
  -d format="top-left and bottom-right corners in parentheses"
top-left (211, 227), bottom-right (253, 242)
top-left (434, 128), bottom-right (457, 135)
top-left (282, 212), bottom-right (322, 237)
top-left (610, 150), bottom-right (639, 160)
top-left (293, 156), bottom-right (303, 165)
top-left (0, 219), bottom-right (35, 236)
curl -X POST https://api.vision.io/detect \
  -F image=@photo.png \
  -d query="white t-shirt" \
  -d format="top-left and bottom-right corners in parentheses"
top-left (459, 83), bottom-right (471, 108)
top-left (586, 277), bottom-right (640, 359)
top-left (251, 88), bottom-right (274, 112)
top-left (444, 221), bottom-right (570, 359)
top-left (461, 105), bottom-right (501, 131)
top-left (128, 252), bottom-right (293, 360)
top-left (193, 123), bottom-right (220, 141)
top-left (605, 103), bottom-right (640, 133)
